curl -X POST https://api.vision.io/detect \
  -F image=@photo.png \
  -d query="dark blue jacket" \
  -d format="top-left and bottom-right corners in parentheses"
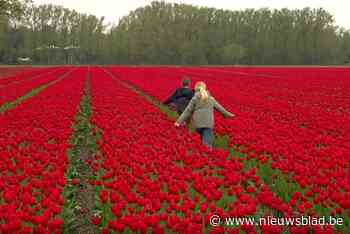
top-left (163, 87), bottom-right (194, 113)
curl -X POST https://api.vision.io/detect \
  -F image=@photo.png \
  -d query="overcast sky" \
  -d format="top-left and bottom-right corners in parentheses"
top-left (33, 0), bottom-right (350, 29)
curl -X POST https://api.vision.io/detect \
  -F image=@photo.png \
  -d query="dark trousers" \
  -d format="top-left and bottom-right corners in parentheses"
top-left (196, 128), bottom-right (214, 149)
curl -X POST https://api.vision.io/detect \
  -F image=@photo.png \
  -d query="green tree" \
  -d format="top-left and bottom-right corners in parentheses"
top-left (1, 0), bottom-right (350, 65)
top-left (0, 0), bottom-right (28, 19)
top-left (221, 43), bottom-right (246, 64)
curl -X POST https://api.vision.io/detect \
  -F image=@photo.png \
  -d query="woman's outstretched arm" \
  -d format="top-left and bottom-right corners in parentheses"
top-left (212, 97), bottom-right (235, 118)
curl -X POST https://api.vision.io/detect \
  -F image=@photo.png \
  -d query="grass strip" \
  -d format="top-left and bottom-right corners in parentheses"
top-left (61, 70), bottom-right (102, 234)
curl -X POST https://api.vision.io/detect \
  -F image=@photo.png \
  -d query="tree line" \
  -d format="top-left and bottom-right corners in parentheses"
top-left (1, 0), bottom-right (350, 65)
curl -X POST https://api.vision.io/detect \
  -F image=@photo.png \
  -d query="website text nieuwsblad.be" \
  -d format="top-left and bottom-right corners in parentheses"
top-left (209, 215), bottom-right (343, 227)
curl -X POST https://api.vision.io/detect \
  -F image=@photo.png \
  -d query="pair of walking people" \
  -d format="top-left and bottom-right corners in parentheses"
top-left (164, 78), bottom-right (235, 149)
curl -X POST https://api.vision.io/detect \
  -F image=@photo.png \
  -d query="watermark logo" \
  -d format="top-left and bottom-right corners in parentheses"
top-left (210, 215), bottom-right (221, 227)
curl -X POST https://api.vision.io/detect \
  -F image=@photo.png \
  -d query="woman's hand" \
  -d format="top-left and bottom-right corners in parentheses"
top-left (225, 113), bottom-right (235, 118)
top-left (174, 122), bottom-right (181, 127)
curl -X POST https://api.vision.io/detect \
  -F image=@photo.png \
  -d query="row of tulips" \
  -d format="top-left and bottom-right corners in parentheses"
top-left (0, 67), bottom-right (72, 107)
top-left (0, 67), bottom-right (56, 87)
top-left (89, 67), bottom-right (335, 233)
top-left (203, 66), bottom-right (350, 79)
top-left (0, 67), bottom-right (25, 78)
top-left (0, 68), bottom-right (86, 233)
top-left (105, 66), bottom-right (350, 226)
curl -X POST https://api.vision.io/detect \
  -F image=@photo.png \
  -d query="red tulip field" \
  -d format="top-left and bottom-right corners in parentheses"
top-left (0, 66), bottom-right (349, 233)
top-left (0, 67), bottom-right (30, 79)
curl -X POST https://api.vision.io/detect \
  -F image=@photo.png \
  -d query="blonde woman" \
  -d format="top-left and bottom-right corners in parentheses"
top-left (175, 81), bottom-right (234, 149)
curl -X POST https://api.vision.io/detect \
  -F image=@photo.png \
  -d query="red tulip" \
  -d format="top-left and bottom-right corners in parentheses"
top-left (91, 216), bottom-right (101, 226)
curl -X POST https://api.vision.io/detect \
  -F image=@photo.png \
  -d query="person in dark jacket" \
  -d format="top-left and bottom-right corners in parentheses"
top-left (175, 81), bottom-right (235, 149)
top-left (163, 77), bottom-right (194, 115)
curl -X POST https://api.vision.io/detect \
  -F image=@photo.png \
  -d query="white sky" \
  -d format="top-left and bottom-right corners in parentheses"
top-left (33, 0), bottom-right (350, 29)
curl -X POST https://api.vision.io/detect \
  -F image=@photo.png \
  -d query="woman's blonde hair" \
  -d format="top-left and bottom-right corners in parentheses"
top-left (195, 81), bottom-right (209, 102)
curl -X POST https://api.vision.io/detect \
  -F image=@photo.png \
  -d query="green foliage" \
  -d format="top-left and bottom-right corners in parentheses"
top-left (1, 1), bottom-right (350, 65)
top-left (0, 83), bottom-right (49, 113)
top-left (1, 2), bottom-right (106, 64)
top-left (111, 3), bottom-right (350, 65)
top-left (61, 149), bottom-right (79, 233)
top-left (221, 43), bottom-right (246, 64)
top-left (213, 134), bottom-right (230, 150)
top-left (61, 80), bottom-right (101, 233)
top-left (0, 0), bottom-right (28, 19)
